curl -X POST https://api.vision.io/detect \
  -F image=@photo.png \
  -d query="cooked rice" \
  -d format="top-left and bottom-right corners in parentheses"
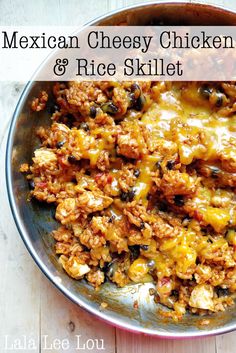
top-left (22, 80), bottom-right (236, 320)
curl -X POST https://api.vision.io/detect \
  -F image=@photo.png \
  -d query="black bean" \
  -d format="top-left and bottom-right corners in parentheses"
top-left (90, 105), bottom-right (97, 118)
top-left (215, 93), bottom-right (223, 107)
top-left (28, 179), bottom-right (35, 190)
top-left (158, 202), bottom-right (168, 212)
top-left (108, 215), bottom-right (115, 223)
top-left (129, 245), bottom-right (140, 261)
top-left (120, 192), bottom-right (128, 202)
top-left (166, 160), bottom-right (175, 170)
top-left (135, 94), bottom-right (146, 111)
top-left (128, 93), bottom-right (136, 108)
top-left (140, 245), bottom-right (149, 251)
top-left (147, 259), bottom-right (155, 268)
top-left (133, 169), bottom-right (140, 178)
top-left (49, 104), bottom-right (59, 114)
top-left (216, 287), bottom-right (229, 297)
top-left (80, 122), bottom-right (89, 131)
top-left (174, 195), bottom-right (185, 206)
top-left (101, 102), bottom-right (118, 115)
top-left (200, 85), bottom-right (212, 99)
top-left (200, 228), bottom-right (207, 234)
top-left (105, 259), bottom-right (118, 280)
top-left (196, 257), bottom-right (201, 265)
top-left (56, 140), bottom-right (65, 148)
top-left (106, 86), bottom-right (114, 97)
top-left (105, 266), bottom-right (114, 279)
top-left (210, 166), bottom-right (220, 178)
top-left (120, 189), bottom-right (135, 202)
top-left (140, 221), bottom-right (145, 230)
top-left (171, 290), bottom-right (179, 298)
top-left (68, 155), bottom-right (79, 164)
top-left (131, 83), bottom-right (141, 98)
top-left (127, 189), bottom-right (135, 201)
top-left (155, 161), bottom-right (163, 177)
top-left (131, 83), bottom-right (140, 92)
top-left (66, 113), bottom-right (75, 120)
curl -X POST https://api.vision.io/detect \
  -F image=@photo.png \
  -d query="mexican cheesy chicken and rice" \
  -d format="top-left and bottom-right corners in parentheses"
top-left (21, 81), bottom-right (236, 321)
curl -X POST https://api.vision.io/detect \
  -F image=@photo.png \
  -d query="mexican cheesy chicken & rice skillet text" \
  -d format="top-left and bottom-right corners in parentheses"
top-left (21, 80), bottom-right (236, 321)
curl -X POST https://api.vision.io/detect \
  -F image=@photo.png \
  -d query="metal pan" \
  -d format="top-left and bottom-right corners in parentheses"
top-left (6, 1), bottom-right (236, 338)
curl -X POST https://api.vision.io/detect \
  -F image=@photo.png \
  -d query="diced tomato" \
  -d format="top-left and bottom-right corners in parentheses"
top-left (159, 277), bottom-right (170, 287)
top-left (58, 156), bottom-right (69, 167)
top-left (194, 210), bottom-right (203, 222)
top-left (95, 173), bottom-right (104, 183)
top-left (107, 174), bottom-right (113, 184)
top-left (37, 181), bottom-right (47, 188)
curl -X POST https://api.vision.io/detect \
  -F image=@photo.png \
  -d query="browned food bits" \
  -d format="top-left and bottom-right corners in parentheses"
top-left (21, 80), bottom-right (236, 321)
top-left (31, 90), bottom-right (48, 112)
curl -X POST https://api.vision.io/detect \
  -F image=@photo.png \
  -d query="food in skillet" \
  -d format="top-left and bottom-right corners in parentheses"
top-left (21, 81), bottom-right (236, 320)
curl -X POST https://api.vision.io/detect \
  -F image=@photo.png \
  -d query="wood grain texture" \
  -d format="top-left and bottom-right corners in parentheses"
top-left (116, 330), bottom-right (216, 353)
top-left (0, 83), bottom-right (41, 353)
top-left (0, 0), bottom-right (236, 352)
top-left (40, 279), bottom-right (115, 353)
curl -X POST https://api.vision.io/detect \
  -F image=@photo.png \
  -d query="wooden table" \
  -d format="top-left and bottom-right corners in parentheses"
top-left (0, 0), bottom-right (235, 352)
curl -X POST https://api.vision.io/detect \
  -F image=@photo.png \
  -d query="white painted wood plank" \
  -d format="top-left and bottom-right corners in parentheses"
top-left (40, 278), bottom-right (116, 353)
top-left (0, 82), bottom-right (41, 353)
top-left (0, 0), bottom-right (112, 26)
top-left (57, 0), bottom-right (112, 26)
top-left (216, 331), bottom-right (236, 353)
top-left (116, 330), bottom-right (216, 353)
